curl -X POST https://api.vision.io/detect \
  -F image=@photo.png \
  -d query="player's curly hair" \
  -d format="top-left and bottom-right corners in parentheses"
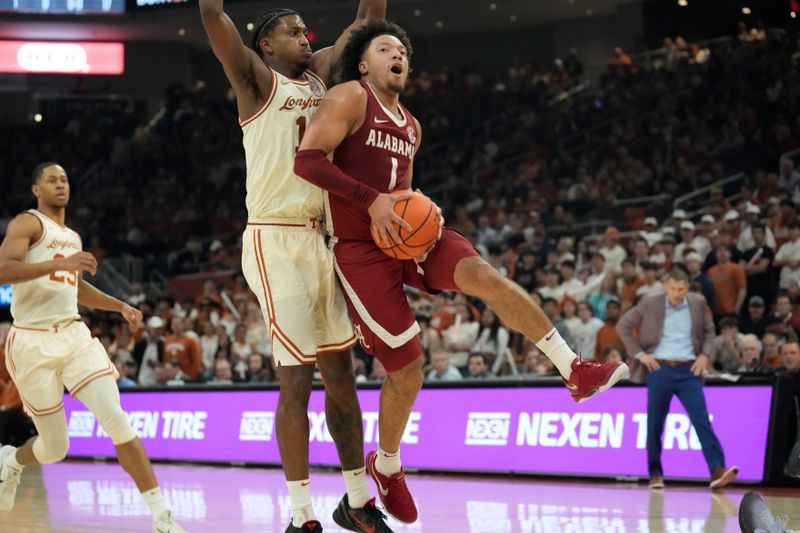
top-left (250, 8), bottom-right (300, 57)
top-left (339, 19), bottom-right (413, 83)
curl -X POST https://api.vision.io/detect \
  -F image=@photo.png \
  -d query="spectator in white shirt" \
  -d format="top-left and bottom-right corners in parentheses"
top-left (675, 221), bottom-right (711, 261)
top-left (442, 305), bottom-right (480, 367)
top-left (774, 221), bottom-right (800, 289)
top-left (559, 260), bottom-right (585, 298)
top-left (636, 262), bottom-right (665, 298)
top-left (571, 301), bottom-right (604, 359)
top-left (538, 267), bottom-right (566, 301)
top-left (470, 307), bottom-right (510, 366)
top-left (738, 203), bottom-right (776, 252)
top-left (599, 226), bottom-right (627, 273)
top-left (426, 349), bottom-right (463, 381)
top-left (199, 321), bottom-right (219, 372)
top-left (641, 217), bottom-right (663, 247)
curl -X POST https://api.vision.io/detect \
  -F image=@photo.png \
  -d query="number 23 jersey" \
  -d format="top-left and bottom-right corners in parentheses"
top-left (11, 209), bottom-right (82, 327)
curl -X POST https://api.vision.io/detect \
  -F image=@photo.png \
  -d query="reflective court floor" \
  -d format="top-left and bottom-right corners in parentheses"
top-left (1, 462), bottom-right (799, 532)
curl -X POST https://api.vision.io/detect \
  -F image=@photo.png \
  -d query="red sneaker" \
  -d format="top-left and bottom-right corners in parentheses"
top-left (366, 450), bottom-right (418, 523)
top-left (563, 357), bottom-right (629, 403)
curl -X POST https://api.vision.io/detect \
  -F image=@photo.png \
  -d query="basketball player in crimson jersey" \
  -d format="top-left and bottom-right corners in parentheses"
top-left (200, 1), bottom-right (393, 531)
top-left (0, 163), bottom-right (185, 532)
top-left (295, 21), bottom-right (630, 523)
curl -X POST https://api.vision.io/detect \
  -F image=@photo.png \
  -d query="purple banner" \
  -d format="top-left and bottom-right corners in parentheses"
top-left (63, 385), bottom-right (771, 481)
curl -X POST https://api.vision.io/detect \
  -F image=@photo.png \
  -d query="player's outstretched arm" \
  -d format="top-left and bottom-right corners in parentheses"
top-left (199, 0), bottom-right (269, 110)
top-left (294, 81), bottom-right (411, 245)
top-left (0, 214), bottom-right (96, 285)
top-left (77, 279), bottom-right (143, 331)
top-left (311, 0), bottom-right (387, 85)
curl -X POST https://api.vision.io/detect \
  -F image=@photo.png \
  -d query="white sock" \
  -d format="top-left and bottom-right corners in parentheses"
top-left (343, 468), bottom-right (371, 509)
top-left (142, 487), bottom-right (169, 520)
top-left (3, 449), bottom-right (24, 478)
top-left (535, 328), bottom-right (578, 379)
top-left (375, 446), bottom-right (401, 476)
top-left (287, 479), bottom-right (316, 527)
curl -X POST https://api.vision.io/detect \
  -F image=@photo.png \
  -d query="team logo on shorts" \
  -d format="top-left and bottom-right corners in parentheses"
top-left (308, 78), bottom-right (324, 98)
top-left (407, 125), bottom-right (417, 144)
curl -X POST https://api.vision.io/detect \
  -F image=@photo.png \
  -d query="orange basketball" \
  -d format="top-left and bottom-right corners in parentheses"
top-left (371, 190), bottom-right (440, 260)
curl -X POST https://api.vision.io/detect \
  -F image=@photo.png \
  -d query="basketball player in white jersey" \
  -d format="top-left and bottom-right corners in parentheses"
top-left (200, 1), bottom-right (395, 532)
top-left (0, 162), bottom-right (185, 532)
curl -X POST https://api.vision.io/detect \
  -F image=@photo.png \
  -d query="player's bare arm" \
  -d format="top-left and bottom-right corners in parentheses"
top-left (310, 0), bottom-right (387, 86)
top-left (295, 81), bottom-right (412, 246)
top-left (77, 279), bottom-right (143, 332)
top-left (0, 214), bottom-right (97, 285)
top-left (199, 0), bottom-right (271, 119)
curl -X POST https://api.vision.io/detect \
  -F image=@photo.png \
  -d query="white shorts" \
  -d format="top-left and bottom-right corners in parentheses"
top-left (241, 219), bottom-right (356, 366)
top-left (4, 320), bottom-right (117, 417)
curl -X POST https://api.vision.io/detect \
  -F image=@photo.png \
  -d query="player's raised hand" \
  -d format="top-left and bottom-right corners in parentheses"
top-left (120, 304), bottom-right (143, 332)
top-left (57, 252), bottom-right (97, 276)
top-left (369, 191), bottom-right (413, 248)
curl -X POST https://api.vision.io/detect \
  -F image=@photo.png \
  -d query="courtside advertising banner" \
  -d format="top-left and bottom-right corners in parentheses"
top-left (63, 386), bottom-right (771, 480)
top-left (0, 41), bottom-right (124, 74)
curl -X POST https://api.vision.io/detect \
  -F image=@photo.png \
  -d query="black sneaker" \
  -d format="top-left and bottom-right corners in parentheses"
top-left (333, 495), bottom-right (394, 532)
top-left (284, 520), bottom-right (323, 532)
top-left (739, 491), bottom-right (787, 533)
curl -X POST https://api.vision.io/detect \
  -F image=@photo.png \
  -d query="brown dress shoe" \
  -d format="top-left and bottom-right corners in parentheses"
top-left (709, 466), bottom-right (738, 489)
top-left (648, 476), bottom-right (665, 489)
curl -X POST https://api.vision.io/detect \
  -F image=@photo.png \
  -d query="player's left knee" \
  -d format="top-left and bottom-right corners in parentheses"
top-left (96, 403), bottom-right (137, 445)
top-left (454, 256), bottom-right (496, 293)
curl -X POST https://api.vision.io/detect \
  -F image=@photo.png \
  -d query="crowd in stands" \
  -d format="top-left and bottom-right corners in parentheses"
top-left (2, 24), bottom-right (800, 393)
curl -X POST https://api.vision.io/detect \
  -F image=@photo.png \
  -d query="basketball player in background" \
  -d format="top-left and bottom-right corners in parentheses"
top-left (0, 163), bottom-right (185, 533)
top-left (200, 1), bottom-right (394, 531)
top-left (294, 21), bottom-right (630, 523)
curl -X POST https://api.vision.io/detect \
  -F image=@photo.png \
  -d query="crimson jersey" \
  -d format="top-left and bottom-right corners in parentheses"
top-left (326, 80), bottom-right (419, 241)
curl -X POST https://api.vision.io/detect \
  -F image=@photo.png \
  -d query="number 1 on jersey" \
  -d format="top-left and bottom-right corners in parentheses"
top-left (388, 157), bottom-right (398, 191)
top-left (295, 116), bottom-right (307, 153)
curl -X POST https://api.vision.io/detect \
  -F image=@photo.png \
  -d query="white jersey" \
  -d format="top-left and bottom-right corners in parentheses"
top-left (11, 210), bottom-right (82, 327)
top-left (240, 68), bottom-right (328, 219)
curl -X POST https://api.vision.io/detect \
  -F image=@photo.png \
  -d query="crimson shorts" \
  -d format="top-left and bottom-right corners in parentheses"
top-left (333, 228), bottom-right (479, 371)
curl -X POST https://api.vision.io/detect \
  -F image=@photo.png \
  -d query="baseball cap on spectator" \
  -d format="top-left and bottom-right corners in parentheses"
top-left (147, 316), bottom-right (165, 329)
top-left (701, 214), bottom-right (715, 224)
top-left (662, 226), bottom-right (676, 235)
top-left (724, 209), bottom-right (740, 221)
top-left (671, 209), bottom-right (688, 219)
top-left (559, 253), bottom-right (576, 264)
top-left (680, 221), bottom-right (696, 231)
top-left (606, 226), bottom-right (620, 238)
top-left (686, 252), bottom-right (703, 263)
top-left (644, 217), bottom-right (658, 226)
top-left (748, 296), bottom-right (765, 308)
top-left (745, 203), bottom-right (760, 215)
top-left (660, 234), bottom-right (676, 244)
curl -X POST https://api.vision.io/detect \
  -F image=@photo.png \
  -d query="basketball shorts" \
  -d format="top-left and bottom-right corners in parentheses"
top-left (333, 228), bottom-right (479, 371)
top-left (5, 320), bottom-right (118, 418)
top-left (242, 220), bottom-right (357, 367)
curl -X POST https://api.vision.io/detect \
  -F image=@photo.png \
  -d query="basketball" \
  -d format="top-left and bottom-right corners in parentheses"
top-left (371, 190), bottom-right (440, 260)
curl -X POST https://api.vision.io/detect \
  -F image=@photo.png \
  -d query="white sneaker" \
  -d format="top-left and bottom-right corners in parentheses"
top-left (153, 511), bottom-right (186, 533)
top-left (0, 445), bottom-right (21, 512)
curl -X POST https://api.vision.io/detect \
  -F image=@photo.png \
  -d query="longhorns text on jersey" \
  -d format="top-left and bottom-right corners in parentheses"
top-left (241, 68), bottom-right (328, 220)
top-left (11, 210), bottom-right (82, 328)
